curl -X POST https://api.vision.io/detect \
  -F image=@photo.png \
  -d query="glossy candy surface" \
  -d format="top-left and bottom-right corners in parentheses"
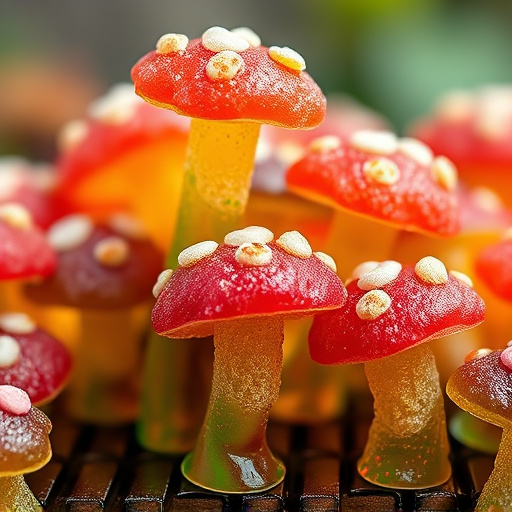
top-left (286, 132), bottom-right (460, 236)
top-left (309, 263), bottom-right (485, 364)
top-left (132, 31), bottom-right (325, 128)
top-left (0, 319), bottom-right (72, 405)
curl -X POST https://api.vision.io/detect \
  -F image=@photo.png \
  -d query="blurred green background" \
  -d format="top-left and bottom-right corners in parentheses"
top-left (1, 0), bottom-right (512, 157)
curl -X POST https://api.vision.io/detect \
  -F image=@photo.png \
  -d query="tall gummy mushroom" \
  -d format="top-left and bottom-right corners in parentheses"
top-left (309, 256), bottom-right (485, 489)
top-left (152, 226), bottom-right (346, 493)
top-left (447, 346), bottom-right (512, 511)
top-left (132, 25), bottom-right (326, 452)
top-left (286, 130), bottom-right (460, 278)
top-left (0, 385), bottom-right (52, 512)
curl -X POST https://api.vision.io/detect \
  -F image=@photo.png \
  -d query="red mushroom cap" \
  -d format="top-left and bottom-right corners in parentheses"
top-left (0, 313), bottom-right (72, 406)
top-left (0, 385), bottom-right (52, 476)
top-left (286, 131), bottom-right (460, 236)
top-left (447, 347), bottom-right (512, 429)
top-left (0, 203), bottom-right (57, 280)
top-left (132, 27), bottom-right (325, 129)
top-left (410, 86), bottom-right (512, 172)
top-left (152, 227), bottom-right (346, 338)
top-left (24, 214), bottom-right (164, 309)
top-left (475, 232), bottom-right (512, 302)
top-left (309, 258), bottom-right (485, 365)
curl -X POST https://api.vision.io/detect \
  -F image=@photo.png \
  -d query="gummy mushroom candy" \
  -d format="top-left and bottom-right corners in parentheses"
top-left (24, 214), bottom-right (163, 424)
top-left (309, 256), bottom-right (485, 489)
top-left (0, 312), bottom-right (72, 405)
top-left (286, 130), bottom-right (460, 278)
top-left (410, 85), bottom-right (512, 205)
top-left (0, 385), bottom-right (52, 512)
top-left (55, 83), bottom-right (189, 251)
top-left (446, 347), bottom-right (512, 511)
top-left (132, 25), bottom-right (326, 257)
top-left (0, 202), bottom-right (57, 311)
top-left (132, 25), bottom-right (326, 453)
top-left (152, 226), bottom-right (346, 493)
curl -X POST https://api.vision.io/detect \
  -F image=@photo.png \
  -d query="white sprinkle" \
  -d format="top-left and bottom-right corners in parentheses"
top-left (235, 242), bottom-right (273, 266)
top-left (351, 261), bottom-right (380, 280)
top-left (0, 313), bottom-right (36, 335)
top-left (0, 335), bottom-right (21, 368)
top-left (0, 385), bottom-right (31, 415)
top-left (275, 231), bottom-right (312, 259)
top-left (156, 33), bottom-right (189, 54)
top-left (362, 158), bottom-right (400, 185)
top-left (415, 256), bottom-right (448, 285)
top-left (231, 27), bottom-right (261, 48)
top-left (153, 269), bottom-right (173, 298)
top-left (314, 251), bottom-right (337, 273)
top-left (309, 135), bottom-right (341, 153)
top-left (0, 203), bottom-right (33, 230)
top-left (350, 130), bottom-right (398, 155)
top-left (356, 290), bottom-right (391, 320)
top-left (93, 236), bottom-right (130, 267)
top-left (449, 270), bottom-right (473, 288)
top-left (57, 119), bottom-right (89, 153)
top-left (178, 240), bottom-right (218, 267)
top-left (275, 141), bottom-right (305, 165)
top-left (397, 138), bottom-right (433, 166)
top-left (206, 51), bottom-right (245, 81)
top-left (109, 213), bottom-right (148, 240)
top-left (47, 214), bottom-right (93, 252)
top-left (268, 46), bottom-right (306, 72)
top-left (431, 156), bottom-right (458, 191)
top-left (202, 26), bottom-right (250, 53)
top-left (471, 187), bottom-right (503, 213)
top-left (224, 226), bottom-right (274, 246)
top-left (357, 260), bottom-right (402, 290)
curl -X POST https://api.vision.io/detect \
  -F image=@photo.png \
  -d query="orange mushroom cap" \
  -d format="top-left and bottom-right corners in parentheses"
top-left (286, 131), bottom-right (461, 236)
top-left (131, 27), bottom-right (326, 129)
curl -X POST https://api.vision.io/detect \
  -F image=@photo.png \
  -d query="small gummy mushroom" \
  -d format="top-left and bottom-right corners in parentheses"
top-left (309, 256), bottom-right (485, 489)
top-left (410, 85), bottom-right (512, 205)
top-left (0, 385), bottom-right (52, 512)
top-left (152, 226), bottom-right (346, 493)
top-left (447, 347), bottom-right (512, 511)
top-left (286, 129), bottom-right (460, 277)
top-left (24, 214), bottom-right (163, 424)
top-left (0, 312), bottom-right (72, 405)
top-left (132, 25), bottom-right (326, 454)
top-left (55, 83), bottom-right (190, 251)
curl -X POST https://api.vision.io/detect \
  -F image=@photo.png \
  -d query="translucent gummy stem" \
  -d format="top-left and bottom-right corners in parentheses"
top-left (358, 343), bottom-right (451, 489)
top-left (0, 475), bottom-right (42, 512)
top-left (182, 316), bottom-right (286, 493)
top-left (66, 308), bottom-right (146, 423)
top-left (475, 427), bottom-right (512, 512)
top-left (167, 118), bottom-right (261, 265)
top-left (139, 118), bottom-right (262, 452)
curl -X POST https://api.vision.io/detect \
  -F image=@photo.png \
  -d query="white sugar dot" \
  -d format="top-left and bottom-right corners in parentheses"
top-left (350, 130), bottom-right (398, 155)
top-left (93, 236), bottom-right (130, 267)
top-left (206, 51), bottom-right (244, 81)
top-left (202, 26), bottom-right (250, 52)
top-left (235, 243), bottom-right (273, 266)
top-left (224, 226), bottom-right (274, 246)
top-left (47, 214), bottom-right (94, 252)
top-left (275, 231), bottom-right (312, 259)
top-left (0, 313), bottom-right (36, 335)
top-left (356, 290), bottom-right (391, 320)
top-left (178, 240), bottom-right (218, 267)
top-left (0, 203), bottom-right (33, 230)
top-left (153, 269), bottom-right (173, 299)
top-left (415, 256), bottom-right (448, 285)
top-left (357, 260), bottom-right (402, 290)
top-left (156, 33), bottom-right (189, 54)
top-left (0, 336), bottom-right (21, 368)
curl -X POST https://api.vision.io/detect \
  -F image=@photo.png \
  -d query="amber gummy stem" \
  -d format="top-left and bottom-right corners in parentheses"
top-left (181, 316), bottom-right (285, 493)
top-left (358, 343), bottom-right (451, 489)
top-left (475, 427), bottom-right (512, 512)
top-left (138, 119), bottom-right (261, 453)
top-left (0, 475), bottom-right (42, 511)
